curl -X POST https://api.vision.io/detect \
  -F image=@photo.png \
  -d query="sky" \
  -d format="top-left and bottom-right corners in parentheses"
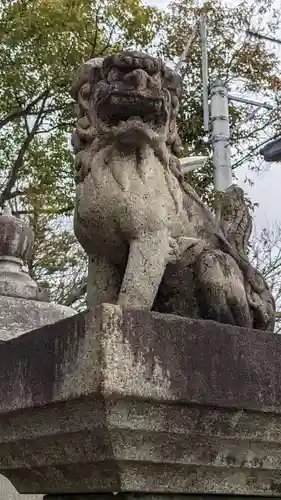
top-left (145, 0), bottom-right (168, 6)
top-left (146, 0), bottom-right (281, 233)
top-left (148, 0), bottom-right (167, 5)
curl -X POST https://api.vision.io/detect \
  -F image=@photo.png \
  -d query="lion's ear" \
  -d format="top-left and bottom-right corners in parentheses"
top-left (162, 66), bottom-right (182, 98)
top-left (89, 63), bottom-right (104, 88)
top-left (70, 58), bottom-right (104, 102)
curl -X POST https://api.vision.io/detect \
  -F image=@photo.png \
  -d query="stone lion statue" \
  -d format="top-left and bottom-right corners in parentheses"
top-left (71, 51), bottom-right (275, 331)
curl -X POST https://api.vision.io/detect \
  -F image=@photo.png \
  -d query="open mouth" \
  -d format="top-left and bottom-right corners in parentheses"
top-left (97, 91), bottom-right (166, 126)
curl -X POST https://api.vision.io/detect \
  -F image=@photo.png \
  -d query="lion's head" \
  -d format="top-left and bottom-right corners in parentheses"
top-left (71, 51), bottom-right (182, 183)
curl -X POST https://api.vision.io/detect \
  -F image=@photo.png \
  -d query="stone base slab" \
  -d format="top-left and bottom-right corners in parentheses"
top-left (2, 305), bottom-right (281, 495)
top-left (44, 496), bottom-right (281, 500)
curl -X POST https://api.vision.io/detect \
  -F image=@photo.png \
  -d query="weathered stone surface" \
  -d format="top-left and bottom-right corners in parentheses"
top-left (0, 208), bottom-right (43, 302)
top-left (44, 497), bottom-right (281, 500)
top-left (1, 305), bottom-right (281, 496)
top-left (72, 52), bottom-right (274, 330)
top-left (0, 474), bottom-right (40, 500)
top-left (0, 209), bottom-right (75, 500)
top-left (0, 208), bottom-right (75, 341)
top-left (0, 207), bottom-right (33, 262)
top-left (0, 295), bottom-right (75, 341)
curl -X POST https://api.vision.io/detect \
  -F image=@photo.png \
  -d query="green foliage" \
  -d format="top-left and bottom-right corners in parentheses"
top-left (158, 0), bottom-right (281, 203)
top-left (0, 0), bottom-right (161, 307)
top-left (0, 0), bottom-right (280, 307)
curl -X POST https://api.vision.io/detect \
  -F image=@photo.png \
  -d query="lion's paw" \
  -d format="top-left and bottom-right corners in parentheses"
top-left (168, 236), bottom-right (202, 262)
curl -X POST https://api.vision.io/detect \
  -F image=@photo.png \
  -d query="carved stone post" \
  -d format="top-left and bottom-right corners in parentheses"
top-left (1, 305), bottom-right (281, 498)
top-left (0, 207), bottom-right (75, 500)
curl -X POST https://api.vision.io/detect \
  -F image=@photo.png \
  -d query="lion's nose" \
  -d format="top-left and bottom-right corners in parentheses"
top-left (124, 68), bottom-right (149, 89)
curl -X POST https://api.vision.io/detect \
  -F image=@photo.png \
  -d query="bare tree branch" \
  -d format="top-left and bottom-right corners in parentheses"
top-left (97, 23), bottom-right (119, 56)
top-left (0, 91), bottom-right (50, 206)
top-left (230, 116), bottom-right (278, 144)
top-left (251, 224), bottom-right (281, 333)
top-left (0, 89), bottom-right (49, 130)
top-left (89, 7), bottom-right (101, 57)
top-left (35, 121), bottom-right (75, 135)
top-left (12, 203), bottom-right (74, 216)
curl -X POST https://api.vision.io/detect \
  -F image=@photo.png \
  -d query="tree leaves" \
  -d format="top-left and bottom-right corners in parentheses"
top-left (0, 0), bottom-right (280, 308)
top-left (158, 0), bottom-right (281, 202)
top-left (0, 0), bottom-right (160, 307)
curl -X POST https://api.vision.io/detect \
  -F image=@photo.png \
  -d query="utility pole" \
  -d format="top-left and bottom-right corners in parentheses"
top-left (175, 13), bottom-right (274, 203)
top-left (210, 80), bottom-right (232, 221)
top-left (200, 14), bottom-right (209, 135)
top-left (200, 13), bottom-right (233, 208)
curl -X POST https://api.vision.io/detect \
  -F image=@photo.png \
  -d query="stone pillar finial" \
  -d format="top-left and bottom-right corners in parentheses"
top-left (0, 208), bottom-right (75, 345)
top-left (0, 206), bottom-right (34, 261)
top-left (0, 208), bottom-right (38, 300)
top-left (0, 206), bottom-right (34, 262)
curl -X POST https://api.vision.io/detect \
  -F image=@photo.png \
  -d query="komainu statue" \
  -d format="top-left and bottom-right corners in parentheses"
top-left (71, 51), bottom-right (275, 331)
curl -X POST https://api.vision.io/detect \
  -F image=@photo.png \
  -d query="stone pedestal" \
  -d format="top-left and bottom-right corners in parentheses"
top-left (2, 305), bottom-right (281, 496)
top-left (0, 207), bottom-right (75, 500)
top-left (43, 497), bottom-right (281, 500)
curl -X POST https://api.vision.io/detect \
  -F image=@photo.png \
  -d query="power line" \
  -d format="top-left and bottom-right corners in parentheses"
top-left (231, 133), bottom-right (281, 170)
top-left (246, 30), bottom-right (281, 46)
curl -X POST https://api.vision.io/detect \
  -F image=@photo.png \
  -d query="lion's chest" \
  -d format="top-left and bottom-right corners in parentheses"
top-left (76, 149), bottom-right (181, 250)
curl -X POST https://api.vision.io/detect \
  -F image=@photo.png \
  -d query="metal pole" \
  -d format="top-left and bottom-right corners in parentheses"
top-left (228, 93), bottom-right (272, 110)
top-left (200, 14), bottom-right (209, 133)
top-left (210, 79), bottom-right (232, 194)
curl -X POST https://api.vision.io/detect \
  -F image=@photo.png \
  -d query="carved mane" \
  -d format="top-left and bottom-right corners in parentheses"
top-left (71, 56), bottom-right (184, 185)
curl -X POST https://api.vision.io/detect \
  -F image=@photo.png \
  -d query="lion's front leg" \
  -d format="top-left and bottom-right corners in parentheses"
top-left (87, 253), bottom-right (122, 308)
top-left (117, 230), bottom-right (170, 309)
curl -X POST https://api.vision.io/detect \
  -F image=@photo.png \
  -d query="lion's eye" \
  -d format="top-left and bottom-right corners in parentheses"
top-left (147, 73), bottom-right (161, 88)
top-left (107, 67), bottom-right (124, 82)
